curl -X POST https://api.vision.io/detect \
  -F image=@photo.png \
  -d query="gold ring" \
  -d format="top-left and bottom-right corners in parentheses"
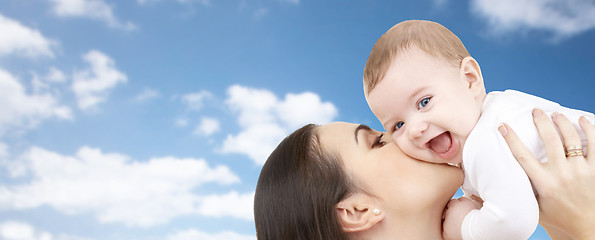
top-left (565, 145), bottom-right (583, 151)
top-left (566, 150), bottom-right (585, 157)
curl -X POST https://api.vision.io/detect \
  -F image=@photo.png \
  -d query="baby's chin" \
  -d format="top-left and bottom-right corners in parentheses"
top-left (413, 155), bottom-right (462, 166)
top-left (415, 149), bottom-right (463, 165)
top-left (426, 158), bottom-right (463, 165)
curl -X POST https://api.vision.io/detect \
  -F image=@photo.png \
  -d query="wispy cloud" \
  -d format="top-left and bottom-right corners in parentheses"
top-left (471, 0), bottom-right (595, 41)
top-left (175, 117), bottom-right (189, 127)
top-left (45, 67), bottom-right (67, 83)
top-left (0, 146), bottom-right (248, 227)
top-left (135, 88), bottom-right (160, 102)
top-left (0, 69), bottom-right (72, 136)
top-left (221, 85), bottom-right (338, 165)
top-left (71, 50), bottom-right (127, 110)
top-left (180, 90), bottom-right (213, 111)
top-left (194, 117), bottom-right (220, 136)
top-left (0, 14), bottom-right (56, 58)
top-left (47, 0), bottom-right (136, 31)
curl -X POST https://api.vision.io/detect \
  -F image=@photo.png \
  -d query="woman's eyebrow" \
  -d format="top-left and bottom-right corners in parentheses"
top-left (354, 124), bottom-right (372, 145)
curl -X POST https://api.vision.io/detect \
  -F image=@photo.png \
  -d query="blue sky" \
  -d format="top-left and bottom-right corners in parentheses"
top-left (0, 0), bottom-right (593, 239)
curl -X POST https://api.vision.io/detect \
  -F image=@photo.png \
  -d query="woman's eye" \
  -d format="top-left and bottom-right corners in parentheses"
top-left (373, 133), bottom-right (386, 148)
top-left (394, 121), bottom-right (405, 131)
top-left (417, 97), bottom-right (431, 109)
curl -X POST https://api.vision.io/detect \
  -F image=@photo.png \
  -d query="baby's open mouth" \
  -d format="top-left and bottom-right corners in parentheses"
top-left (427, 132), bottom-right (452, 153)
top-left (426, 131), bottom-right (458, 160)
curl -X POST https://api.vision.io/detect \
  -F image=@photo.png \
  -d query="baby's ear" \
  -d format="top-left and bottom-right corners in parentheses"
top-left (336, 193), bottom-right (384, 233)
top-left (459, 56), bottom-right (485, 98)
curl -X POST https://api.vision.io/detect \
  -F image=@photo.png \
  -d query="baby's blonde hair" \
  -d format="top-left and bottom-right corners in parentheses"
top-left (363, 20), bottom-right (470, 95)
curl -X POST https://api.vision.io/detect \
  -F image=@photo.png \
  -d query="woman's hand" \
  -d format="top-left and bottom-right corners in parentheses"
top-left (499, 108), bottom-right (595, 240)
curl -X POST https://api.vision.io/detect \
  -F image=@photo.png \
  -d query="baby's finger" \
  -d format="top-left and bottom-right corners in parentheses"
top-left (499, 123), bottom-right (543, 181)
top-left (552, 112), bottom-right (584, 160)
top-left (579, 116), bottom-right (595, 164)
top-left (532, 109), bottom-right (565, 165)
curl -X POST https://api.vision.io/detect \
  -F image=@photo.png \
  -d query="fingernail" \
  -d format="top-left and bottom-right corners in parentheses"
top-left (580, 116), bottom-right (590, 124)
top-left (552, 112), bottom-right (564, 120)
top-left (532, 108), bottom-right (543, 117)
top-left (498, 123), bottom-right (508, 136)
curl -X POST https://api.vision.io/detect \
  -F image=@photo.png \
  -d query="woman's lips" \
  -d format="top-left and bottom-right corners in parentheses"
top-left (426, 131), bottom-right (460, 162)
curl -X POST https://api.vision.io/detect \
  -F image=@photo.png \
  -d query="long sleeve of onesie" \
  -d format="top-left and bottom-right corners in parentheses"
top-left (460, 90), bottom-right (594, 240)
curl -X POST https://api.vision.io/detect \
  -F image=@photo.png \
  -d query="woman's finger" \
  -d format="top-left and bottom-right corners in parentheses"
top-left (532, 109), bottom-right (565, 165)
top-left (499, 123), bottom-right (543, 180)
top-left (551, 112), bottom-right (584, 160)
top-left (579, 116), bottom-right (595, 164)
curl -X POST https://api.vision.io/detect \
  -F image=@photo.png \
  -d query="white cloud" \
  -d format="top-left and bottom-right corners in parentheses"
top-left (0, 221), bottom-right (52, 240)
top-left (276, 92), bottom-right (338, 129)
top-left (471, 0), bottom-right (595, 40)
top-left (194, 117), bottom-right (220, 136)
top-left (221, 124), bottom-right (287, 165)
top-left (221, 85), bottom-right (338, 165)
top-left (225, 85), bottom-right (279, 127)
top-left (180, 90), bottom-right (213, 110)
top-left (47, 0), bottom-right (136, 31)
top-left (46, 67), bottom-right (67, 83)
top-left (0, 14), bottom-right (56, 58)
top-left (71, 50), bottom-right (127, 110)
top-left (197, 191), bottom-right (254, 221)
top-left (135, 88), bottom-right (160, 102)
top-left (0, 146), bottom-right (249, 227)
top-left (166, 229), bottom-right (256, 240)
top-left (0, 221), bottom-right (91, 240)
top-left (0, 68), bottom-right (72, 136)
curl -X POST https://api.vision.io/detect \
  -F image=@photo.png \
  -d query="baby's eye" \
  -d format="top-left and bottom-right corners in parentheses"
top-left (417, 97), bottom-right (431, 110)
top-left (394, 121), bottom-right (405, 132)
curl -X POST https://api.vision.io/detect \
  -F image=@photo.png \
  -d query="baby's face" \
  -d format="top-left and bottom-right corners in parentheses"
top-left (366, 47), bottom-right (482, 164)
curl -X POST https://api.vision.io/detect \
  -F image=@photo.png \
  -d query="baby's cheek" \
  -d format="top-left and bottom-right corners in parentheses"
top-left (396, 138), bottom-right (424, 159)
top-left (390, 135), bottom-right (399, 145)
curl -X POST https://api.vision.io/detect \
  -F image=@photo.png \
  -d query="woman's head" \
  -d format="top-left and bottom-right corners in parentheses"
top-left (254, 124), bottom-right (353, 240)
top-left (254, 122), bottom-right (464, 239)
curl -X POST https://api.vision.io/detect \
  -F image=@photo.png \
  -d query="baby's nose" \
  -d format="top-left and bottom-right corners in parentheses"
top-left (407, 121), bottom-right (429, 139)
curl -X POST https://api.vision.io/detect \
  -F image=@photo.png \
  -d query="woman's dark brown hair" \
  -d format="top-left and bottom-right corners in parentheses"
top-left (254, 124), bottom-right (354, 240)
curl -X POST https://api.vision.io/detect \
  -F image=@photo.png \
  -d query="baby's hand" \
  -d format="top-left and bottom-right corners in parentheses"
top-left (442, 197), bottom-right (482, 240)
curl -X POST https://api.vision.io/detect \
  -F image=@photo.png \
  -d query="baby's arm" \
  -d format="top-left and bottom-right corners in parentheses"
top-left (442, 197), bottom-right (482, 240)
top-left (458, 112), bottom-right (540, 239)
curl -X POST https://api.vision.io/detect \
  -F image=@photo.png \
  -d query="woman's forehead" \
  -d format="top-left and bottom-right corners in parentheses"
top-left (317, 122), bottom-right (358, 149)
top-left (319, 122), bottom-right (357, 139)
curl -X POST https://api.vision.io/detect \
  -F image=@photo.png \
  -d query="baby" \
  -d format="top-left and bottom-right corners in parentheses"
top-left (363, 20), bottom-right (594, 240)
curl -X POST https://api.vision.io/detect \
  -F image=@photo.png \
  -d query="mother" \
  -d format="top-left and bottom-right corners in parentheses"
top-left (254, 113), bottom-right (595, 239)
top-left (255, 122), bottom-right (461, 239)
